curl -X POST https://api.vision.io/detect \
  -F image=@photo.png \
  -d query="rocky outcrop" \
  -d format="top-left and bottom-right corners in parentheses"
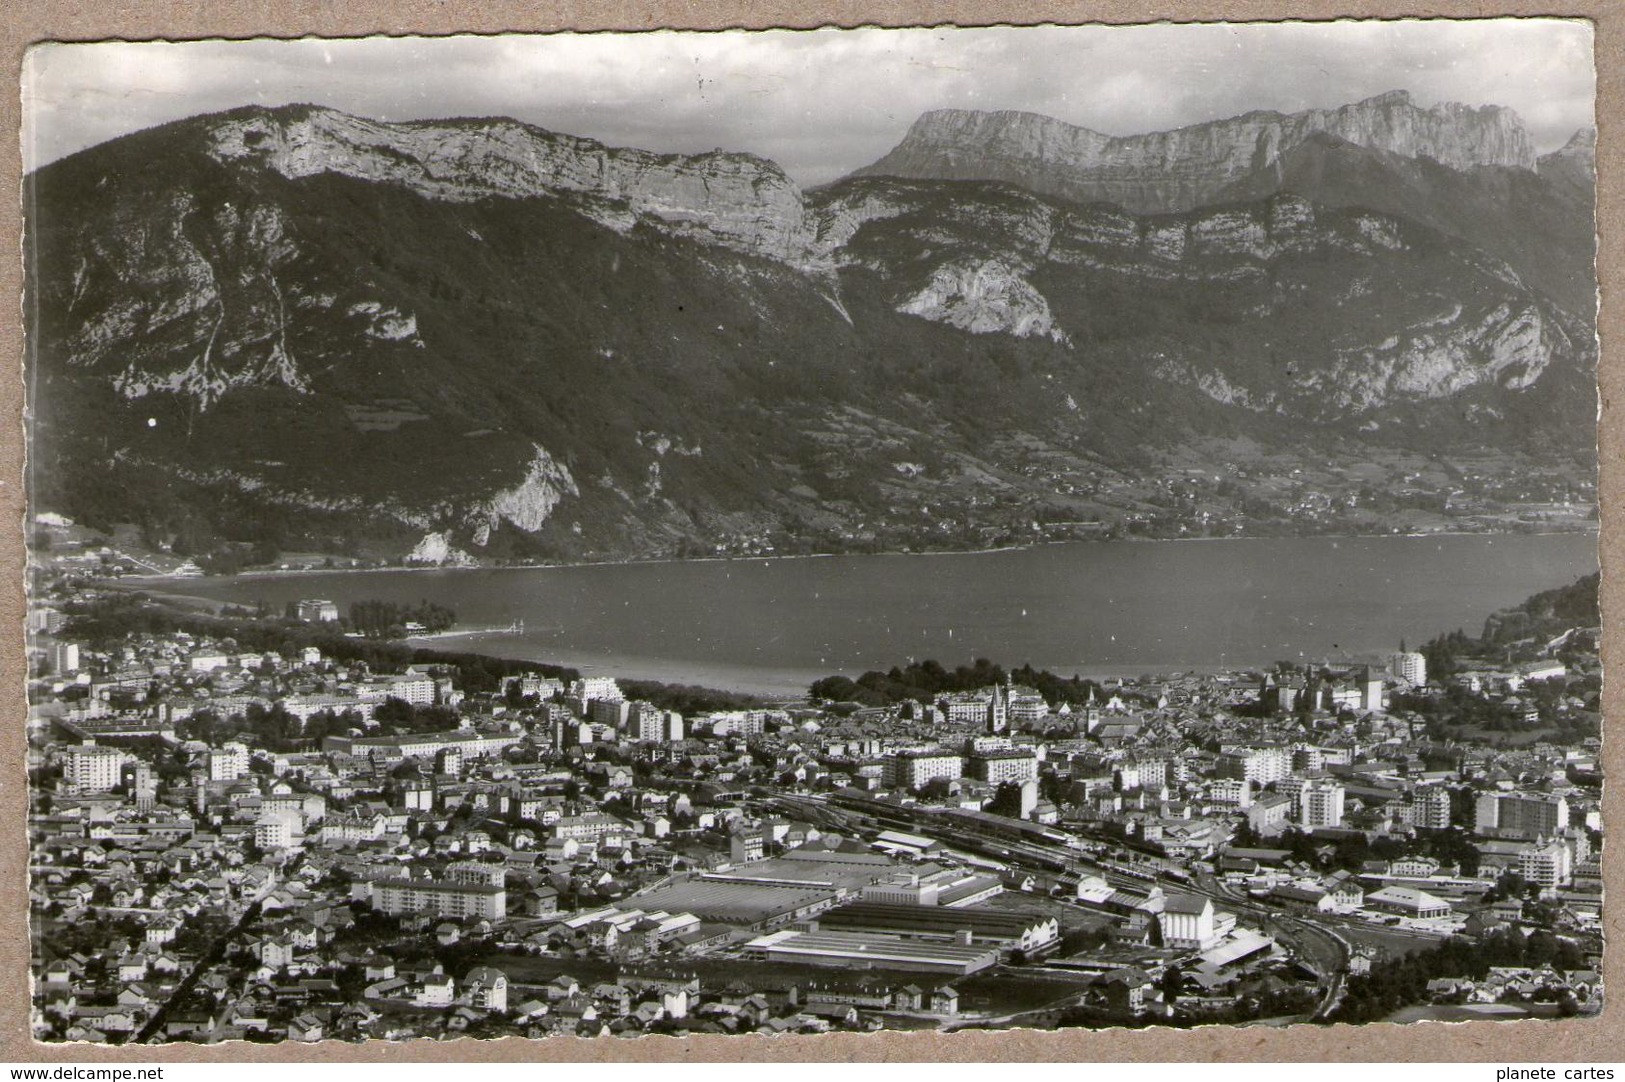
top-left (854, 90), bottom-right (1537, 213)
top-left (407, 531), bottom-right (476, 567)
top-left (1308, 300), bottom-right (1566, 410)
top-left (1538, 125), bottom-right (1597, 195)
top-left (68, 195), bottom-right (312, 410)
top-left (897, 258), bottom-right (1068, 342)
top-left (206, 106), bottom-right (825, 269)
top-left (1151, 359), bottom-right (1266, 411)
top-left (470, 445), bottom-right (579, 545)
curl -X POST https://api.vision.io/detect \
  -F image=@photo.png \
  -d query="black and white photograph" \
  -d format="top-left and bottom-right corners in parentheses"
top-left (19, 19), bottom-right (1604, 1046)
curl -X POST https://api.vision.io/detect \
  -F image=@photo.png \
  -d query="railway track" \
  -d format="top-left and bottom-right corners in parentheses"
top-left (779, 791), bottom-right (1353, 1016)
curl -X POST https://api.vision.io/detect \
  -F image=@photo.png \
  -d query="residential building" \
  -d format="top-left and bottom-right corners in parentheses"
top-left (372, 876), bottom-right (507, 921)
top-left (255, 811), bottom-right (301, 850)
top-left (590, 699), bottom-right (632, 730)
top-left (1404, 786), bottom-right (1453, 830)
top-left (50, 642), bottom-right (80, 674)
top-left (361, 675), bottom-right (437, 707)
top-left (1294, 778), bottom-right (1346, 830)
top-left (208, 742), bottom-right (251, 783)
top-left (573, 677), bottom-right (623, 703)
top-left (968, 751), bottom-right (1038, 786)
top-left (1208, 778), bottom-right (1252, 808)
top-left (295, 600), bottom-right (340, 623)
top-left (1217, 746), bottom-right (1290, 785)
top-left (1519, 839), bottom-right (1573, 893)
top-left (891, 752), bottom-right (963, 790)
top-left (60, 746), bottom-right (129, 795)
top-left (1247, 793), bottom-right (1293, 838)
top-left (1390, 651), bottom-right (1427, 686)
top-left (463, 966), bottom-right (508, 1012)
top-left (1476, 793), bottom-right (1569, 840)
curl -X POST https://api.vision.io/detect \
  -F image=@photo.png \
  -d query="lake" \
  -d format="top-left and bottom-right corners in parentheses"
top-left (140, 533), bottom-right (1598, 696)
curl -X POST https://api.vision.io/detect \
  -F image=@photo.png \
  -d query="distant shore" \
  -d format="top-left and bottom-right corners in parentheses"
top-left (115, 523), bottom-right (1600, 586)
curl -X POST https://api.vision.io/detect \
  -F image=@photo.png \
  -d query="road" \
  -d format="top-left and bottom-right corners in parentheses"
top-left (134, 852), bottom-right (300, 1043)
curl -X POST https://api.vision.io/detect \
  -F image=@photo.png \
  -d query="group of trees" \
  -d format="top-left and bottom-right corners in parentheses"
top-left (1481, 572), bottom-right (1600, 646)
top-left (1229, 823), bottom-right (1482, 877)
top-left (1393, 571), bottom-right (1602, 746)
top-left (1392, 682), bottom-right (1519, 728)
top-left (1052, 976), bottom-right (1317, 1030)
top-left (809, 657), bottom-right (1103, 709)
top-left (174, 704), bottom-right (311, 750)
top-left (1329, 927), bottom-right (1588, 1024)
top-left (615, 679), bottom-right (764, 716)
top-left (345, 599), bottom-right (457, 639)
top-left (190, 539), bottom-right (284, 576)
top-left (1421, 572), bottom-right (1599, 679)
top-left (810, 657), bottom-right (1007, 706)
top-left (170, 694), bottom-right (466, 753)
top-left (372, 696), bottom-right (463, 734)
top-left (986, 782), bottom-right (1029, 818)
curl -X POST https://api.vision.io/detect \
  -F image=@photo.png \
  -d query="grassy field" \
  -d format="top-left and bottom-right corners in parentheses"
top-left (1338, 922), bottom-right (1452, 960)
top-left (1384, 1003), bottom-right (1548, 1024)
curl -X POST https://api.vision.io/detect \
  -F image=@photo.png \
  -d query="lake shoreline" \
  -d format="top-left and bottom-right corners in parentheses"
top-left (110, 532), bottom-right (1599, 700)
top-left (117, 525), bottom-right (1600, 587)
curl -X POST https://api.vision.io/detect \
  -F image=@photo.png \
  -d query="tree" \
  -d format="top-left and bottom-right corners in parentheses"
top-left (808, 675), bottom-right (861, 702)
top-left (1038, 772), bottom-right (1068, 807)
top-left (1524, 930), bottom-right (1561, 967)
top-left (987, 782), bottom-right (1025, 818)
top-left (1484, 870), bottom-right (1529, 904)
top-left (303, 711), bottom-right (334, 743)
top-left (264, 703), bottom-right (301, 743)
top-left (373, 696), bottom-right (417, 730)
top-left (1161, 964), bottom-right (1183, 1006)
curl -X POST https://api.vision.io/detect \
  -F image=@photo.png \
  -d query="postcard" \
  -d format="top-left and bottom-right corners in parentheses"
top-left (18, 20), bottom-right (1603, 1049)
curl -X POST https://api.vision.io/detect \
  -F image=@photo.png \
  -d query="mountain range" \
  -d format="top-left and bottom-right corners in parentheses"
top-left (24, 91), bottom-right (1598, 565)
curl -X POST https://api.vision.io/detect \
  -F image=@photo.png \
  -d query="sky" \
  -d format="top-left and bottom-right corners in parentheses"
top-left (22, 20), bottom-right (1596, 186)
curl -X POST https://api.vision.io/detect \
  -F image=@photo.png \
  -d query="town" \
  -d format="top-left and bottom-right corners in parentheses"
top-left (25, 566), bottom-right (1604, 1043)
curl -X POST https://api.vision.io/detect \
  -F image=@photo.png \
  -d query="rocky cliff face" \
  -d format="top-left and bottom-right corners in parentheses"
top-left (822, 177), bottom-right (1583, 417)
top-left (206, 106), bottom-right (825, 268)
top-left (62, 192), bottom-right (313, 410)
top-left (854, 90), bottom-right (1537, 214)
top-left (1539, 125), bottom-right (1598, 196)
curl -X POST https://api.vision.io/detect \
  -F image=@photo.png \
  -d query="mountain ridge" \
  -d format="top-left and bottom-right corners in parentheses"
top-left (24, 98), bottom-right (1597, 566)
top-left (850, 90), bottom-right (1556, 212)
top-left (200, 103), bottom-right (828, 270)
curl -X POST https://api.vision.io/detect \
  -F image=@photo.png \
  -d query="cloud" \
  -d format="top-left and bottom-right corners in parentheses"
top-left (23, 20), bottom-right (1595, 183)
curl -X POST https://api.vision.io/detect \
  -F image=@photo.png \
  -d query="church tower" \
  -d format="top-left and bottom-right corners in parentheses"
top-left (987, 679), bottom-right (1008, 734)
